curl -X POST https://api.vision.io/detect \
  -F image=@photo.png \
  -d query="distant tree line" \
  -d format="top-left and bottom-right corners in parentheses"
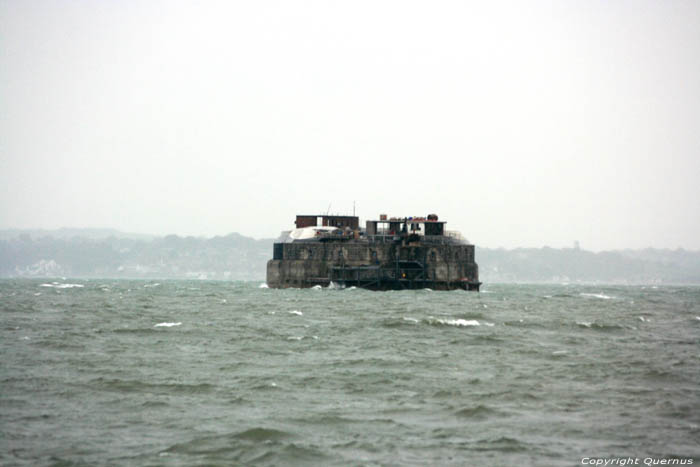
top-left (0, 232), bottom-right (270, 280)
top-left (1, 230), bottom-right (699, 283)
top-left (477, 246), bottom-right (700, 284)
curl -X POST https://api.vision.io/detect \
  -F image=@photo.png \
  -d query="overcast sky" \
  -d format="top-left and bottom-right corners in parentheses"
top-left (2, 1), bottom-right (699, 250)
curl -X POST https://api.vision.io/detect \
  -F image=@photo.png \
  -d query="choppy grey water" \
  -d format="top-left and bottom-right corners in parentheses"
top-left (1, 279), bottom-right (699, 466)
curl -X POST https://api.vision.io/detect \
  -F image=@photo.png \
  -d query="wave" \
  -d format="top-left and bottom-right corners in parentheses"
top-left (458, 311), bottom-right (487, 320)
top-left (575, 321), bottom-right (624, 331)
top-left (384, 316), bottom-right (497, 328)
top-left (162, 428), bottom-right (291, 451)
top-left (163, 429), bottom-right (330, 464)
top-left (88, 378), bottom-right (215, 395)
top-left (113, 328), bottom-right (159, 334)
top-left (580, 292), bottom-right (614, 300)
top-left (428, 317), bottom-right (482, 327)
top-left (234, 427), bottom-right (293, 441)
top-left (39, 282), bottom-right (84, 289)
top-left (455, 404), bottom-right (507, 420)
top-left (382, 317), bottom-right (419, 328)
top-left (154, 322), bottom-right (182, 327)
top-left (469, 334), bottom-right (505, 344)
top-left (473, 436), bottom-right (530, 453)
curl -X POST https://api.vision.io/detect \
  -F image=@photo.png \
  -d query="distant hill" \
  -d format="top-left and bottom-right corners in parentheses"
top-left (0, 228), bottom-right (155, 241)
top-left (477, 246), bottom-right (700, 284)
top-left (1, 229), bottom-right (699, 283)
top-left (0, 230), bottom-right (272, 280)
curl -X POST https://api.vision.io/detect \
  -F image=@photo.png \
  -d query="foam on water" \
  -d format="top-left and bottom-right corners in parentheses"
top-left (259, 283), bottom-right (269, 289)
top-left (40, 282), bottom-right (84, 289)
top-left (288, 310), bottom-right (303, 316)
top-left (154, 322), bottom-right (182, 327)
top-left (430, 317), bottom-right (481, 327)
top-left (580, 292), bottom-right (614, 299)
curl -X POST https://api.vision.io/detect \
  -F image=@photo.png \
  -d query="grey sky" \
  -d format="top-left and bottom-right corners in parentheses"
top-left (2, 0), bottom-right (699, 251)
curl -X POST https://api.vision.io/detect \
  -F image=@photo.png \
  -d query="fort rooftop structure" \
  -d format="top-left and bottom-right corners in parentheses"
top-left (266, 213), bottom-right (481, 291)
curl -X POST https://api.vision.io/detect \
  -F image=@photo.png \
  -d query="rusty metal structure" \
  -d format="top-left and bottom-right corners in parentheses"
top-left (266, 213), bottom-right (481, 291)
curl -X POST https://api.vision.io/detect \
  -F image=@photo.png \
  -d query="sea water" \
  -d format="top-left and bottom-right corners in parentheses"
top-left (1, 279), bottom-right (698, 466)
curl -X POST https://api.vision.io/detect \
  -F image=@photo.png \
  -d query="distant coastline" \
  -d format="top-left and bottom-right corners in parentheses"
top-left (1, 229), bottom-right (699, 284)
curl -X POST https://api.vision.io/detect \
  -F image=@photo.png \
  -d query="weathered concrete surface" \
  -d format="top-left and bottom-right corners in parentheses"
top-left (266, 241), bottom-right (479, 290)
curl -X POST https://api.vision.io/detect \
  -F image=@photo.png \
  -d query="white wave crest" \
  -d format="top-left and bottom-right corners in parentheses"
top-left (259, 283), bottom-right (269, 289)
top-left (154, 322), bottom-right (182, 327)
top-left (311, 285), bottom-right (322, 290)
top-left (431, 318), bottom-right (481, 327)
top-left (40, 282), bottom-right (84, 289)
top-left (580, 293), bottom-right (613, 300)
top-left (288, 310), bottom-right (303, 316)
top-left (403, 317), bottom-right (419, 323)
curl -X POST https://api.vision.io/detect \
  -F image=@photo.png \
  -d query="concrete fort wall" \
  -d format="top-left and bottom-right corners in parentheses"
top-left (266, 242), bottom-right (478, 288)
